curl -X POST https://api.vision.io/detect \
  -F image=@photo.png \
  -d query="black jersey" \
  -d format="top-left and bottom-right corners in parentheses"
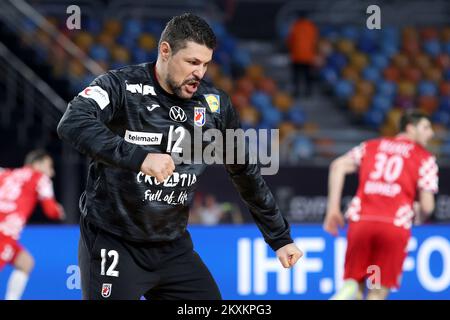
top-left (57, 62), bottom-right (293, 251)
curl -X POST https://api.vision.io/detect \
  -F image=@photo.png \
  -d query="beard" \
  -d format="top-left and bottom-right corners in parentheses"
top-left (165, 73), bottom-right (200, 99)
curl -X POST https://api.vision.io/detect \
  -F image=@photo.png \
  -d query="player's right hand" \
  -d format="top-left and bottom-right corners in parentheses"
top-left (323, 210), bottom-right (345, 236)
top-left (140, 153), bottom-right (175, 183)
top-left (276, 243), bottom-right (303, 268)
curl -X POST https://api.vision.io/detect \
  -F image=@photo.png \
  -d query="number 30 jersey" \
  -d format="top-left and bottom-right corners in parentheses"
top-left (57, 62), bottom-right (292, 251)
top-left (345, 136), bottom-right (439, 229)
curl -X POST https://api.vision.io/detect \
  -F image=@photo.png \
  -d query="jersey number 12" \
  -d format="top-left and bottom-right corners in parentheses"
top-left (100, 249), bottom-right (119, 277)
top-left (166, 125), bottom-right (185, 153)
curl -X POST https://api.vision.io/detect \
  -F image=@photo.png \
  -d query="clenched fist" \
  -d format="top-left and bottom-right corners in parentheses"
top-left (276, 243), bottom-right (303, 268)
top-left (140, 153), bottom-right (175, 183)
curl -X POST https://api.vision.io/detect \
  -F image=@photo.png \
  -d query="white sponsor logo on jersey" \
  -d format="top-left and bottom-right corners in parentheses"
top-left (125, 82), bottom-right (156, 96)
top-left (169, 106), bottom-right (187, 122)
top-left (146, 104), bottom-right (160, 112)
top-left (78, 86), bottom-right (110, 110)
top-left (137, 172), bottom-right (197, 187)
top-left (124, 130), bottom-right (162, 145)
top-left (364, 180), bottom-right (401, 197)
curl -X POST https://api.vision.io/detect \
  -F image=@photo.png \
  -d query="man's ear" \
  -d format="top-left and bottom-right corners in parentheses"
top-left (159, 41), bottom-right (171, 61)
top-left (405, 123), bottom-right (415, 134)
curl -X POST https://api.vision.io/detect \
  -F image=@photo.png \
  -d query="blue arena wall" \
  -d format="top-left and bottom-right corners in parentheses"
top-left (0, 225), bottom-right (449, 300)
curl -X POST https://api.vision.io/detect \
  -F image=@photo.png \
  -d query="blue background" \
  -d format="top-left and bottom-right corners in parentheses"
top-left (0, 225), bottom-right (449, 300)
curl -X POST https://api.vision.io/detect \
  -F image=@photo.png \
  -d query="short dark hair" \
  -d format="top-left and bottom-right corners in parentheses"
top-left (24, 149), bottom-right (51, 165)
top-left (159, 13), bottom-right (216, 55)
top-left (399, 110), bottom-right (430, 132)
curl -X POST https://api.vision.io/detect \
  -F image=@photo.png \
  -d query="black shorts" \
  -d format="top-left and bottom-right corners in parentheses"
top-left (78, 215), bottom-right (222, 300)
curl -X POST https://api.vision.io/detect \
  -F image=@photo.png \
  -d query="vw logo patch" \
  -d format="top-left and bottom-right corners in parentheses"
top-left (169, 106), bottom-right (187, 122)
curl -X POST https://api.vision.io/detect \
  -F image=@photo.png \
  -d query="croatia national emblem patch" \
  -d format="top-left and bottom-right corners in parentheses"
top-left (194, 107), bottom-right (206, 127)
top-left (101, 283), bottom-right (112, 298)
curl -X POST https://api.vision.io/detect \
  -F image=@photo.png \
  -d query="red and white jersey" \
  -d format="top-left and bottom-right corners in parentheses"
top-left (345, 136), bottom-right (439, 229)
top-left (0, 166), bottom-right (63, 240)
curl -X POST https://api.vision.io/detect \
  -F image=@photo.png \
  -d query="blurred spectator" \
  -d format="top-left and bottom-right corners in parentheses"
top-left (287, 11), bottom-right (319, 97)
top-left (188, 193), bottom-right (203, 224)
top-left (220, 202), bottom-right (244, 224)
top-left (189, 194), bottom-right (244, 225)
top-left (198, 195), bottom-right (224, 226)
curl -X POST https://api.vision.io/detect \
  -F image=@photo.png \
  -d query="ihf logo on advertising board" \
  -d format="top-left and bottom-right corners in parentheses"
top-left (234, 229), bottom-right (450, 299)
top-left (1, 226), bottom-right (449, 299)
top-left (236, 237), bottom-right (345, 297)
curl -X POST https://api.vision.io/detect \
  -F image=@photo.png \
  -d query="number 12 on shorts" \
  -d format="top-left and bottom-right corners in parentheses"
top-left (100, 249), bottom-right (119, 277)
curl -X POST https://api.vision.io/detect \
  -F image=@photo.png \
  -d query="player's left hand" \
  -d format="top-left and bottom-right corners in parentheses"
top-left (276, 243), bottom-right (303, 268)
top-left (323, 210), bottom-right (345, 236)
top-left (57, 203), bottom-right (66, 221)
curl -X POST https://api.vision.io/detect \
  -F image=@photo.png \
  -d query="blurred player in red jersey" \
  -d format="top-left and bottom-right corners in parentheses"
top-left (0, 150), bottom-right (65, 299)
top-left (324, 110), bottom-right (438, 300)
